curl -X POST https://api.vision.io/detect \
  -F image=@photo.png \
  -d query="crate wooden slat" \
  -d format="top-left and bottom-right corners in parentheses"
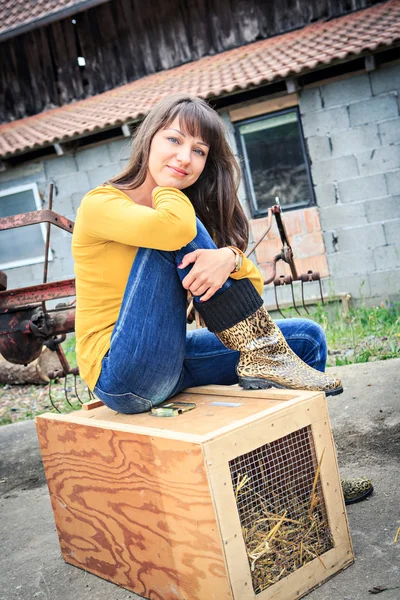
top-left (36, 386), bottom-right (354, 600)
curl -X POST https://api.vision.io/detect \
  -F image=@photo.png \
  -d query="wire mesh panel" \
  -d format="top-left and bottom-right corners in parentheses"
top-left (229, 426), bottom-right (333, 594)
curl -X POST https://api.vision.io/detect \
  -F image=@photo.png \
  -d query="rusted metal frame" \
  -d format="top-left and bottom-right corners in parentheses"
top-left (272, 206), bottom-right (298, 281)
top-left (0, 279), bottom-right (76, 311)
top-left (251, 206), bottom-right (301, 316)
top-left (265, 207), bottom-right (324, 315)
top-left (42, 183), bottom-right (54, 313)
top-left (247, 204), bottom-right (300, 291)
top-left (274, 265), bottom-right (323, 317)
top-left (0, 209), bottom-right (74, 234)
top-left (56, 344), bottom-right (76, 378)
top-left (246, 206), bottom-right (274, 259)
top-left (0, 184), bottom-right (81, 391)
top-left (274, 266), bottom-right (324, 316)
top-left (49, 365), bottom-right (79, 380)
top-left (0, 307), bottom-right (76, 336)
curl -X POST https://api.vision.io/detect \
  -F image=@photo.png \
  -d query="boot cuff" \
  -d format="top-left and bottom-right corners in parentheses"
top-left (195, 279), bottom-right (263, 333)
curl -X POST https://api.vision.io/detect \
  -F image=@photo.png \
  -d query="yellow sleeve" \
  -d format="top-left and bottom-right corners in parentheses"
top-left (229, 247), bottom-right (264, 296)
top-left (79, 186), bottom-right (197, 251)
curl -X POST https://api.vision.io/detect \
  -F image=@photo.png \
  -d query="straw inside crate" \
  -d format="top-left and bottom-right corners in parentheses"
top-left (229, 426), bottom-right (333, 594)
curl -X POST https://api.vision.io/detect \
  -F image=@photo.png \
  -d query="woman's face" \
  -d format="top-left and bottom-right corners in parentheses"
top-left (147, 116), bottom-right (209, 190)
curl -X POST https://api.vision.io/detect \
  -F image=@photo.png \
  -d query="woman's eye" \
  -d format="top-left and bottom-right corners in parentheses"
top-left (194, 148), bottom-right (206, 156)
top-left (168, 137), bottom-right (179, 144)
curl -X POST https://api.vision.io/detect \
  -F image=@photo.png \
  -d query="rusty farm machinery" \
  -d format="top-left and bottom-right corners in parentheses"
top-left (0, 184), bottom-right (92, 410)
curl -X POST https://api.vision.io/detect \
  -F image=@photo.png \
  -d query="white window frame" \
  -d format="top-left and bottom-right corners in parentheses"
top-left (0, 183), bottom-right (53, 270)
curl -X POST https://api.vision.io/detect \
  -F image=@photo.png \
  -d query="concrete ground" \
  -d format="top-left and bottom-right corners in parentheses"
top-left (0, 359), bottom-right (399, 600)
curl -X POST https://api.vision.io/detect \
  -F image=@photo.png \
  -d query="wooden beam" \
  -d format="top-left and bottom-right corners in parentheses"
top-left (365, 55), bottom-right (376, 72)
top-left (53, 143), bottom-right (64, 156)
top-left (285, 77), bottom-right (300, 94)
top-left (82, 399), bottom-right (104, 410)
top-left (229, 92), bottom-right (298, 122)
top-left (121, 124), bottom-right (131, 137)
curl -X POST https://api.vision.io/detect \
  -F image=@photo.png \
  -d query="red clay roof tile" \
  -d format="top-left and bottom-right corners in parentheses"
top-left (0, 0), bottom-right (91, 36)
top-left (1, 0), bottom-right (399, 158)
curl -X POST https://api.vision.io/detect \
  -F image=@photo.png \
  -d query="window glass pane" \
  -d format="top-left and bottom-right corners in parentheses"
top-left (239, 110), bottom-right (312, 213)
top-left (0, 189), bottom-right (44, 266)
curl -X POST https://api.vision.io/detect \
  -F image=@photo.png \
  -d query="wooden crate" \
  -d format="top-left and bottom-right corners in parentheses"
top-left (36, 386), bottom-right (354, 600)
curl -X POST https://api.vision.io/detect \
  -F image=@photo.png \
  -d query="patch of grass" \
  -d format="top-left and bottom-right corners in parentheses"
top-left (311, 301), bottom-right (400, 367)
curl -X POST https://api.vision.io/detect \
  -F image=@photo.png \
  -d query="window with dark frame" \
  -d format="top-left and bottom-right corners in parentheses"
top-left (236, 107), bottom-right (315, 217)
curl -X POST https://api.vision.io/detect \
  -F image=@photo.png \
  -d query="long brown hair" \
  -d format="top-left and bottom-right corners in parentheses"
top-left (109, 95), bottom-right (249, 251)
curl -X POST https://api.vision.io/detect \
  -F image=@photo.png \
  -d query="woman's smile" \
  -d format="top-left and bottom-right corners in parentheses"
top-left (167, 165), bottom-right (189, 176)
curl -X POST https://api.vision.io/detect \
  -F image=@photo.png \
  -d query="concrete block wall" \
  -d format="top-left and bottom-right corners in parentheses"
top-left (299, 62), bottom-right (400, 304)
top-left (0, 136), bottom-right (131, 291)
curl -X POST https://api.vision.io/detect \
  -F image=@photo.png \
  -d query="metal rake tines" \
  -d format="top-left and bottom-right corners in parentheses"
top-left (73, 373), bottom-right (84, 404)
top-left (300, 271), bottom-right (324, 311)
top-left (273, 270), bottom-right (324, 317)
top-left (48, 372), bottom-right (93, 413)
top-left (274, 275), bottom-right (300, 318)
top-left (63, 374), bottom-right (75, 408)
top-left (48, 378), bottom-right (61, 413)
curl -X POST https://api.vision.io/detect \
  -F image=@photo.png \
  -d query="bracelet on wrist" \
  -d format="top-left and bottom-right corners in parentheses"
top-left (228, 246), bottom-right (243, 273)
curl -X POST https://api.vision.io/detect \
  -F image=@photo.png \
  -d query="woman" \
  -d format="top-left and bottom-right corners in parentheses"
top-left (72, 94), bottom-right (342, 415)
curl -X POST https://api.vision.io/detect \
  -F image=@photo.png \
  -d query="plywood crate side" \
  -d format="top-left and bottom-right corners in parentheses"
top-left (311, 418), bottom-right (354, 555)
top-left (35, 416), bottom-right (232, 600)
top-left (205, 460), bottom-right (255, 600)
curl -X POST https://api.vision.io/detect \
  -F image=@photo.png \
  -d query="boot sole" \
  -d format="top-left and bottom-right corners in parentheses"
top-left (344, 484), bottom-right (373, 505)
top-left (238, 376), bottom-right (343, 397)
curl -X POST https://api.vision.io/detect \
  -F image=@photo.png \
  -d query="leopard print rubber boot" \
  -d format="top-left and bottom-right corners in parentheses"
top-left (217, 306), bottom-right (343, 396)
top-left (195, 278), bottom-right (343, 396)
top-left (341, 477), bottom-right (373, 504)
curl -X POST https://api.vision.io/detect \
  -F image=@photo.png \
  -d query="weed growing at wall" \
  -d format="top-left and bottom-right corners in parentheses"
top-left (311, 302), bottom-right (400, 366)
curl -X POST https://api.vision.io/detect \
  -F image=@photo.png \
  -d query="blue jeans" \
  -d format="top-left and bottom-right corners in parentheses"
top-left (94, 219), bottom-right (327, 413)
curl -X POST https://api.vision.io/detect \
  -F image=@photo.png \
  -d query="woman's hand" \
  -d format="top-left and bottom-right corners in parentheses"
top-left (179, 248), bottom-right (236, 302)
